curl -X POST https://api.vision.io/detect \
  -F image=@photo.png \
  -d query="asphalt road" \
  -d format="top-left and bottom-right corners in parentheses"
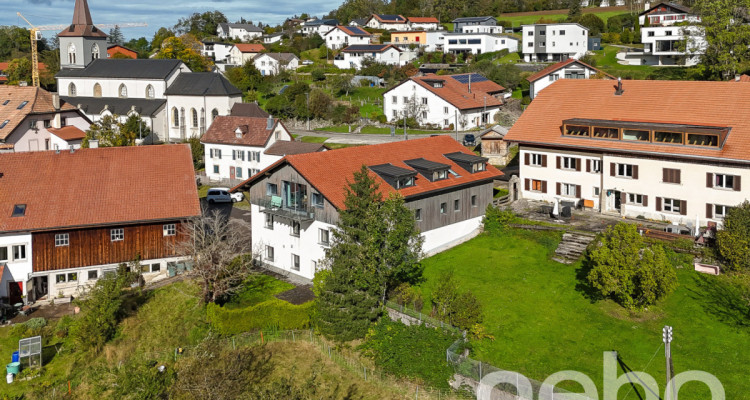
top-left (289, 128), bottom-right (485, 145)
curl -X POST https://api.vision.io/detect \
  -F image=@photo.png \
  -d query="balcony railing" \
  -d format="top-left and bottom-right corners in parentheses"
top-left (255, 196), bottom-right (315, 222)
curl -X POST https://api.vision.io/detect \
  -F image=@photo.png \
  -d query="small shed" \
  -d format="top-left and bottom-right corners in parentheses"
top-left (480, 125), bottom-right (511, 166)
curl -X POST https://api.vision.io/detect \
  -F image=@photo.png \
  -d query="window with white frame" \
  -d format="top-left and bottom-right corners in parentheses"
top-left (110, 228), bottom-right (124, 241)
top-left (715, 204), bottom-right (731, 218)
top-left (422, 111), bottom-right (427, 119)
top-left (617, 163), bottom-right (634, 178)
top-left (591, 160), bottom-right (602, 173)
top-left (236, 168), bottom-right (243, 178)
top-left (319, 228), bottom-right (330, 245)
top-left (561, 183), bottom-right (577, 197)
top-left (55, 233), bottom-right (69, 247)
top-left (530, 153), bottom-right (543, 166)
top-left (663, 198), bottom-right (681, 213)
top-left (628, 193), bottom-right (644, 206)
top-left (88, 270), bottom-right (98, 280)
top-left (403, 96), bottom-right (408, 103)
top-left (393, 110), bottom-right (398, 117)
top-left (291, 254), bottom-right (300, 271)
top-left (714, 174), bottom-right (735, 189)
top-left (56, 272), bottom-right (77, 284)
top-left (12, 244), bottom-right (26, 261)
top-left (265, 245), bottom-right (274, 261)
top-left (213, 165), bottom-right (219, 174)
top-left (265, 214), bottom-right (273, 229)
top-left (593, 187), bottom-right (600, 196)
top-left (163, 224), bottom-right (176, 236)
top-left (561, 157), bottom-right (577, 170)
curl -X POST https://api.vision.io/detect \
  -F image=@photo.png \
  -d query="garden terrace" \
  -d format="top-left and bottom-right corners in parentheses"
top-left (562, 118), bottom-right (729, 149)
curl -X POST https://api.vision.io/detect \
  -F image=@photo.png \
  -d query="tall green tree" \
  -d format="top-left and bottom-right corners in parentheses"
top-left (83, 114), bottom-right (146, 147)
top-left (174, 11), bottom-right (228, 39)
top-left (5, 57), bottom-right (32, 85)
top-left (154, 34), bottom-right (213, 72)
top-left (108, 26), bottom-right (124, 45)
top-left (691, 0), bottom-right (750, 79)
top-left (716, 200), bottom-right (750, 271)
top-left (315, 166), bottom-right (423, 341)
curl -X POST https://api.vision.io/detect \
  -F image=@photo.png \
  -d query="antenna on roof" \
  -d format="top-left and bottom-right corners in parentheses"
top-left (615, 77), bottom-right (624, 96)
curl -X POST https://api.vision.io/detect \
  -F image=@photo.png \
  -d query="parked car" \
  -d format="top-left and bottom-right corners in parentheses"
top-left (230, 192), bottom-right (244, 203)
top-left (302, 60), bottom-right (314, 65)
top-left (206, 188), bottom-right (232, 204)
top-left (462, 134), bottom-right (476, 146)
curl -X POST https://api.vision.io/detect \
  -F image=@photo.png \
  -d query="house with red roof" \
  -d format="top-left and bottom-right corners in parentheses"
top-left (106, 45), bottom-right (137, 59)
top-left (526, 58), bottom-right (614, 100)
top-left (408, 17), bottom-right (440, 31)
top-left (366, 14), bottom-right (409, 31)
top-left (232, 136), bottom-right (502, 280)
top-left (201, 115), bottom-right (325, 183)
top-left (0, 145), bottom-right (200, 304)
top-left (383, 73), bottom-right (506, 130)
top-left (230, 43), bottom-right (266, 65)
top-left (504, 79), bottom-right (750, 228)
top-left (323, 25), bottom-right (372, 50)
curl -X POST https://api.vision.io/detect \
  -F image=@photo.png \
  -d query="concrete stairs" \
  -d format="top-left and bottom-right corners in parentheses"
top-left (552, 232), bottom-right (596, 264)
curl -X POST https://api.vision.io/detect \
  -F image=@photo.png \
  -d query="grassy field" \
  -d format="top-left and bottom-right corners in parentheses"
top-left (417, 230), bottom-right (750, 399)
top-left (315, 125), bottom-right (359, 133)
top-left (590, 45), bottom-right (661, 79)
top-left (343, 86), bottom-right (386, 118)
top-left (299, 135), bottom-right (329, 143)
top-left (499, 10), bottom-right (625, 27)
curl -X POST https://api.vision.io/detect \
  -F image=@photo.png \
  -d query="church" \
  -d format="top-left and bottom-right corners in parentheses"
top-left (55, 0), bottom-right (242, 142)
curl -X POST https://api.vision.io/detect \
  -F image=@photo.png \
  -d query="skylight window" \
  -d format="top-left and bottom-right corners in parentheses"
top-left (0, 120), bottom-right (9, 129)
top-left (17, 101), bottom-right (28, 110)
top-left (2, 100), bottom-right (8, 105)
top-left (11, 204), bottom-right (26, 217)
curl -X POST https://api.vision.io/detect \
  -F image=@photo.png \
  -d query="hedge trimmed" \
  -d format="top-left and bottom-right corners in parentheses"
top-left (206, 299), bottom-right (312, 335)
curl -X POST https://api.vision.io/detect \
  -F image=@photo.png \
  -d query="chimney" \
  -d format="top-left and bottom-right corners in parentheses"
top-left (615, 77), bottom-right (624, 96)
top-left (89, 139), bottom-right (99, 148)
top-left (735, 74), bottom-right (741, 82)
top-left (267, 115), bottom-right (274, 130)
top-left (52, 93), bottom-right (60, 110)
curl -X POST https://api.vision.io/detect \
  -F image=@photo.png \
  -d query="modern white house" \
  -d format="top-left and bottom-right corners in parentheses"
top-left (201, 115), bottom-right (327, 182)
top-left (229, 43), bottom-right (266, 66)
top-left (217, 23), bottom-right (263, 41)
top-left (366, 14), bottom-right (409, 31)
top-left (262, 33), bottom-right (284, 44)
top-left (323, 25), bottom-right (372, 50)
top-left (526, 58), bottom-right (613, 99)
top-left (0, 86), bottom-right (90, 153)
top-left (522, 23), bottom-right (589, 62)
top-left (408, 17), bottom-right (440, 31)
top-left (334, 44), bottom-right (403, 69)
top-left (383, 73), bottom-right (506, 129)
top-left (452, 16), bottom-right (498, 33)
top-left (0, 145), bottom-right (200, 303)
top-left (425, 31), bottom-right (448, 52)
top-left (504, 79), bottom-right (750, 229)
top-left (201, 41), bottom-right (234, 64)
top-left (443, 33), bottom-right (519, 55)
top-left (300, 19), bottom-right (338, 37)
top-left (232, 136), bottom-right (502, 281)
top-left (253, 53), bottom-right (300, 76)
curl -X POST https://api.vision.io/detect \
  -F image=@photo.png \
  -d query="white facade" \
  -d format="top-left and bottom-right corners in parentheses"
top-left (639, 25), bottom-right (705, 66)
top-left (324, 27), bottom-right (372, 50)
top-left (460, 25), bottom-right (503, 34)
top-left (522, 24), bottom-right (588, 62)
top-left (529, 62), bottom-right (605, 99)
top-left (166, 95), bottom-right (241, 142)
top-left (49, 131), bottom-right (83, 151)
top-left (218, 25), bottom-right (262, 41)
top-left (425, 31), bottom-right (447, 52)
top-left (253, 54), bottom-right (300, 76)
top-left (383, 80), bottom-right (500, 129)
top-left (519, 145), bottom-right (749, 228)
top-left (422, 216), bottom-right (482, 256)
top-left (6, 111), bottom-right (89, 152)
top-left (0, 233), bottom-right (32, 301)
top-left (334, 47), bottom-right (403, 69)
top-left (263, 34), bottom-right (284, 44)
top-left (203, 123), bottom-right (293, 181)
top-left (202, 42), bottom-right (234, 63)
top-left (409, 21), bottom-right (440, 31)
top-left (366, 17), bottom-right (409, 31)
top-left (300, 22), bottom-right (337, 37)
top-left (444, 33), bottom-right (519, 55)
top-left (229, 46), bottom-right (264, 66)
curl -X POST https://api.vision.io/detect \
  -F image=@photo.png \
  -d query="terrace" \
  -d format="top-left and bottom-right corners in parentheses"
top-left (562, 118), bottom-right (729, 149)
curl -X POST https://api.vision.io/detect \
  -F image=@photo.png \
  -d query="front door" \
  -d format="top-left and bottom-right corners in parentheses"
top-left (8, 281), bottom-right (22, 305)
top-left (229, 166), bottom-right (236, 180)
top-left (613, 190), bottom-right (622, 211)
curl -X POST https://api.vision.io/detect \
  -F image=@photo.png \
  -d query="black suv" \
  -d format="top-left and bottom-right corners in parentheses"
top-left (462, 134), bottom-right (476, 146)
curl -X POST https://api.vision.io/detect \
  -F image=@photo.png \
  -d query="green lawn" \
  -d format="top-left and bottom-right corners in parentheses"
top-left (225, 275), bottom-right (295, 309)
top-left (360, 126), bottom-right (447, 135)
top-left (342, 86), bottom-right (386, 118)
top-left (315, 125), bottom-right (358, 133)
top-left (499, 10), bottom-right (624, 27)
top-left (417, 231), bottom-right (749, 398)
top-left (299, 135), bottom-right (329, 143)
top-left (590, 45), bottom-right (660, 79)
top-left (495, 51), bottom-right (521, 64)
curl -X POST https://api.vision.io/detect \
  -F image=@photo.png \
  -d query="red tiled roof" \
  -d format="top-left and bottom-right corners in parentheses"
top-left (201, 115), bottom-right (285, 147)
top-left (49, 126), bottom-right (86, 141)
top-left (736, 74), bottom-right (750, 82)
top-left (234, 136), bottom-right (502, 210)
top-left (0, 86), bottom-right (76, 140)
top-left (504, 79), bottom-right (750, 163)
top-left (408, 17), bottom-right (439, 23)
top-left (264, 141), bottom-right (327, 156)
top-left (526, 59), bottom-right (614, 83)
top-left (0, 62), bottom-right (48, 82)
top-left (388, 73), bottom-right (505, 111)
top-left (234, 43), bottom-right (266, 53)
top-left (0, 145), bottom-right (200, 232)
top-left (107, 45), bottom-right (137, 59)
top-left (336, 25), bottom-right (372, 36)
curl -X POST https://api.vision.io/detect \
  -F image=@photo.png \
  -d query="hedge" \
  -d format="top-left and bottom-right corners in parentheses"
top-left (206, 299), bottom-right (312, 335)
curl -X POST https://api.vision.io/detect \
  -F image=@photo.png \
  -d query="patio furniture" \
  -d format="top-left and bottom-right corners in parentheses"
top-left (270, 196), bottom-right (282, 208)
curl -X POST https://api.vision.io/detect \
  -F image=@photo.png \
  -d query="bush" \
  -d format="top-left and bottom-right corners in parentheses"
top-left (11, 317), bottom-right (47, 337)
top-left (483, 205), bottom-right (517, 234)
top-left (359, 319), bottom-right (456, 388)
top-left (716, 200), bottom-right (750, 272)
top-left (311, 68), bottom-right (326, 81)
top-left (206, 299), bottom-right (312, 335)
top-left (431, 271), bottom-right (484, 331)
top-left (586, 223), bottom-right (678, 310)
top-left (390, 283), bottom-right (423, 310)
top-left (70, 271), bottom-right (130, 350)
top-left (375, 114), bottom-right (387, 124)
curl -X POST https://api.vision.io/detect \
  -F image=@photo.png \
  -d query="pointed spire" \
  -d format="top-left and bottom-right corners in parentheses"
top-left (72, 0), bottom-right (94, 26)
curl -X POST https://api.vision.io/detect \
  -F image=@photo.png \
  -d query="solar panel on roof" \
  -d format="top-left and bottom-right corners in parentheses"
top-left (451, 73), bottom-right (489, 84)
top-left (348, 26), bottom-right (368, 35)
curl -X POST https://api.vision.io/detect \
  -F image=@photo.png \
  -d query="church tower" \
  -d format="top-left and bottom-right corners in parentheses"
top-left (58, 0), bottom-right (108, 69)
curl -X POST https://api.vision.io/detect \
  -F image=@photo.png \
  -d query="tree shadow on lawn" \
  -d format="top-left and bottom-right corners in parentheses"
top-left (686, 273), bottom-right (750, 329)
top-left (574, 256), bottom-right (605, 304)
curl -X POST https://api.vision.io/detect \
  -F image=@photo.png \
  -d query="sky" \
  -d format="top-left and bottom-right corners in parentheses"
top-left (5, 0), bottom-right (343, 42)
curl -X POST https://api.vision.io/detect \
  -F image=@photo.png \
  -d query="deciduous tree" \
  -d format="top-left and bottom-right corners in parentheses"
top-left (154, 34), bottom-right (214, 72)
top-left (690, 0), bottom-right (750, 79)
top-left (716, 200), bottom-right (750, 271)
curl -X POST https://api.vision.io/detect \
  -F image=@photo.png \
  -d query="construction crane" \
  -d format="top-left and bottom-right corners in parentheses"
top-left (16, 12), bottom-right (147, 87)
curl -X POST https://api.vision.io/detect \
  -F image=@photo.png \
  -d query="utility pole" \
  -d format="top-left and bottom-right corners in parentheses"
top-left (306, 92), bottom-right (310, 131)
top-left (663, 325), bottom-right (675, 400)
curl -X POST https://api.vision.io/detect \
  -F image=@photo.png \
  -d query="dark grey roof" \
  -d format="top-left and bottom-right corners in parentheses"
top-left (444, 152), bottom-right (488, 164)
top-left (255, 53), bottom-right (299, 62)
top-left (306, 19), bottom-right (338, 26)
top-left (264, 141), bottom-right (327, 156)
top-left (231, 102), bottom-right (269, 118)
top-left (369, 163), bottom-right (416, 178)
top-left (56, 59), bottom-right (183, 79)
top-left (452, 16), bottom-right (497, 23)
top-left (60, 96), bottom-right (166, 117)
top-left (404, 158), bottom-right (450, 171)
top-left (342, 44), bottom-right (399, 52)
top-left (376, 14), bottom-right (407, 22)
top-left (351, 18), bottom-right (368, 26)
top-left (640, 2), bottom-right (692, 15)
top-left (164, 73), bottom-right (242, 96)
top-left (219, 23), bottom-right (264, 32)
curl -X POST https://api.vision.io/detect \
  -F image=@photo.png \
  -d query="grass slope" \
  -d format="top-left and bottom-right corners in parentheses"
top-left (418, 231), bottom-right (749, 398)
top-left (498, 10), bottom-right (624, 27)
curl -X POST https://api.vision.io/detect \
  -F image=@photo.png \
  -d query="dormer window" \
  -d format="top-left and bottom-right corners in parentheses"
top-left (472, 162), bottom-right (486, 172)
top-left (443, 152), bottom-right (490, 174)
top-left (369, 163), bottom-right (418, 190)
top-left (404, 158), bottom-right (451, 182)
top-left (396, 176), bottom-right (415, 188)
top-left (433, 170), bottom-right (448, 180)
top-left (235, 127), bottom-right (243, 138)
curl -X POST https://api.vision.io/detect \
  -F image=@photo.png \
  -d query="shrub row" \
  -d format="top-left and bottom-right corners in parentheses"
top-left (206, 299), bottom-right (312, 335)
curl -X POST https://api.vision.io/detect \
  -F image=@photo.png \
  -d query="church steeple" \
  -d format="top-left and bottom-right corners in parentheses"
top-left (58, 0), bottom-right (107, 69)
